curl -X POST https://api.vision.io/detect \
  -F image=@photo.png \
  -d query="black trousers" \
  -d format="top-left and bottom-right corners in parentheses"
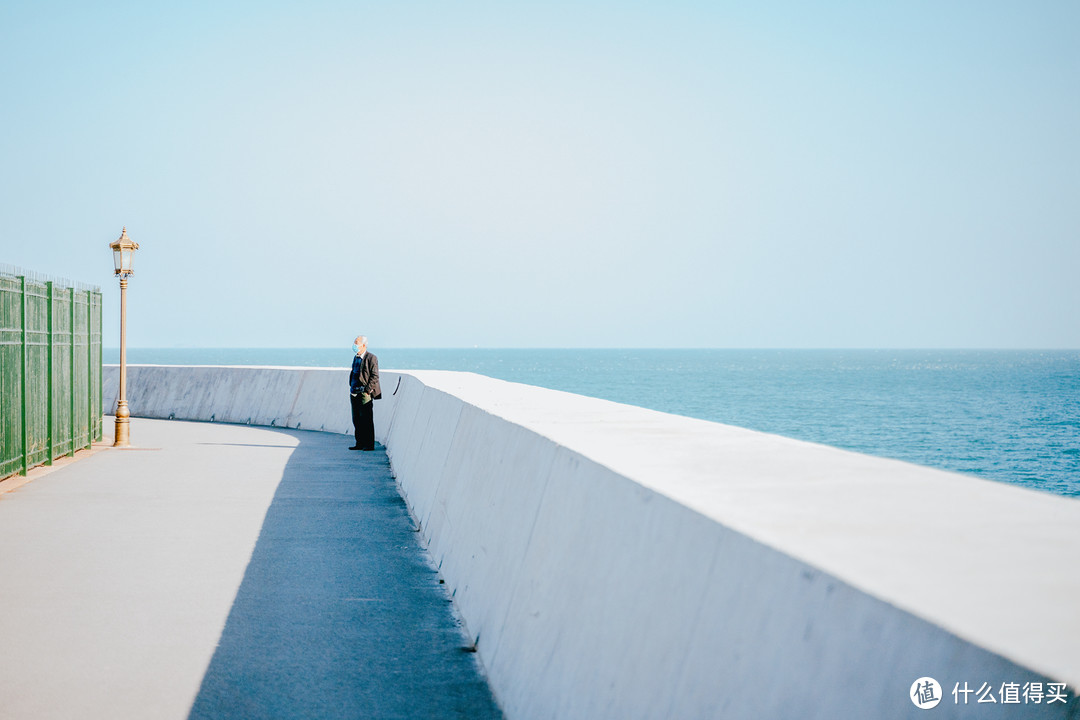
top-left (350, 394), bottom-right (375, 449)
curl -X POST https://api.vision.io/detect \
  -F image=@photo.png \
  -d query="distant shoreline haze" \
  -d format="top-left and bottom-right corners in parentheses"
top-left (101, 348), bottom-right (1080, 499)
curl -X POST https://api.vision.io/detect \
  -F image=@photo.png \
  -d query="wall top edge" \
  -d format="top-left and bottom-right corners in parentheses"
top-left (102, 364), bottom-right (459, 373)
top-left (104, 363), bottom-right (354, 371)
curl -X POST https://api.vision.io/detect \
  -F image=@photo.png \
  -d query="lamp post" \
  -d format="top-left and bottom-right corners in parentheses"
top-left (109, 227), bottom-right (139, 447)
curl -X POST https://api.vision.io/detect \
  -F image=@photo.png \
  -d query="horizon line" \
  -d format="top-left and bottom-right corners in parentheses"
top-left (104, 346), bottom-right (1080, 352)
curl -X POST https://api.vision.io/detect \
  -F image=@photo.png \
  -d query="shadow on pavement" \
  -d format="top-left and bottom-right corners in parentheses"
top-left (187, 429), bottom-right (502, 719)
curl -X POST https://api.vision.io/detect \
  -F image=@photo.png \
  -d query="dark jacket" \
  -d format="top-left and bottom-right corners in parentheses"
top-left (349, 352), bottom-right (382, 399)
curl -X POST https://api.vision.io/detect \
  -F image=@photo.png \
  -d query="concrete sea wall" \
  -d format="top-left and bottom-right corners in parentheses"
top-left (104, 365), bottom-right (1080, 719)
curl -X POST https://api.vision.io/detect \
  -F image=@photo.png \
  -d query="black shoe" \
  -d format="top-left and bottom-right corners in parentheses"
top-left (349, 445), bottom-right (362, 450)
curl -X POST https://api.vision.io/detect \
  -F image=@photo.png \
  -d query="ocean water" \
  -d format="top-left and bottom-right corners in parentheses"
top-left (104, 348), bottom-right (1080, 498)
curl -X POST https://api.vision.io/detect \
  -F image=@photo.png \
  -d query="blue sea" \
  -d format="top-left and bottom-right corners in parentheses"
top-left (104, 348), bottom-right (1080, 498)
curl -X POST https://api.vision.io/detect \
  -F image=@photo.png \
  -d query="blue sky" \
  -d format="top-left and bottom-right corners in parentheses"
top-left (2, 1), bottom-right (1077, 348)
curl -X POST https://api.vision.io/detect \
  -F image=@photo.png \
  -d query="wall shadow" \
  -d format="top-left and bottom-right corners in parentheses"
top-left (187, 429), bottom-right (502, 719)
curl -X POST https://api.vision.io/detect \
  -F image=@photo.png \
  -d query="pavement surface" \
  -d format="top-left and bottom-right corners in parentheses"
top-left (0, 417), bottom-right (502, 720)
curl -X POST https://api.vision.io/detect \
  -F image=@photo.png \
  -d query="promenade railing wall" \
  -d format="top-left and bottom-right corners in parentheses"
top-left (102, 364), bottom-right (1080, 719)
top-left (0, 266), bottom-right (103, 479)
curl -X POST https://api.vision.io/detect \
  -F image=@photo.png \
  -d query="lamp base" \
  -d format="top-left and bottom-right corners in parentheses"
top-left (113, 402), bottom-right (131, 447)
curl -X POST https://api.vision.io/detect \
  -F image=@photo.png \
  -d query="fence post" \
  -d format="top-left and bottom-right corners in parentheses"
top-left (70, 287), bottom-right (76, 457)
top-left (86, 289), bottom-right (92, 449)
top-left (46, 281), bottom-right (54, 466)
top-left (98, 293), bottom-right (103, 442)
top-left (19, 276), bottom-right (28, 476)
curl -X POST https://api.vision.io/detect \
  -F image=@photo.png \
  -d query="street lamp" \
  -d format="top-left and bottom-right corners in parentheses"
top-left (109, 227), bottom-right (139, 447)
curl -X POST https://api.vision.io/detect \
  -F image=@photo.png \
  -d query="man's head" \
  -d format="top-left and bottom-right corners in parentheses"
top-left (353, 336), bottom-right (368, 355)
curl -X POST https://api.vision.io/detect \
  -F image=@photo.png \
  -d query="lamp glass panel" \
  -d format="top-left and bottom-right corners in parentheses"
top-left (113, 247), bottom-right (123, 273)
top-left (121, 248), bottom-right (134, 272)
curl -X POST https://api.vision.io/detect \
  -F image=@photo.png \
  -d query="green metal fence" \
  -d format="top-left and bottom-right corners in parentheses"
top-left (1, 265), bottom-right (103, 479)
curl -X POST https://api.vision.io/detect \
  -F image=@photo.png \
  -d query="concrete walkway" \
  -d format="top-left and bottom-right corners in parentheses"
top-left (0, 418), bottom-right (501, 720)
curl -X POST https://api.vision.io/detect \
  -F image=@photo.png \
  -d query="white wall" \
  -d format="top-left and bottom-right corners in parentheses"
top-left (102, 364), bottom-right (386, 435)
top-left (104, 365), bottom-right (1080, 719)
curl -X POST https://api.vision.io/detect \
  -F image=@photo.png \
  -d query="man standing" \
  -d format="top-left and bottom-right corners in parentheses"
top-left (349, 335), bottom-right (381, 451)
